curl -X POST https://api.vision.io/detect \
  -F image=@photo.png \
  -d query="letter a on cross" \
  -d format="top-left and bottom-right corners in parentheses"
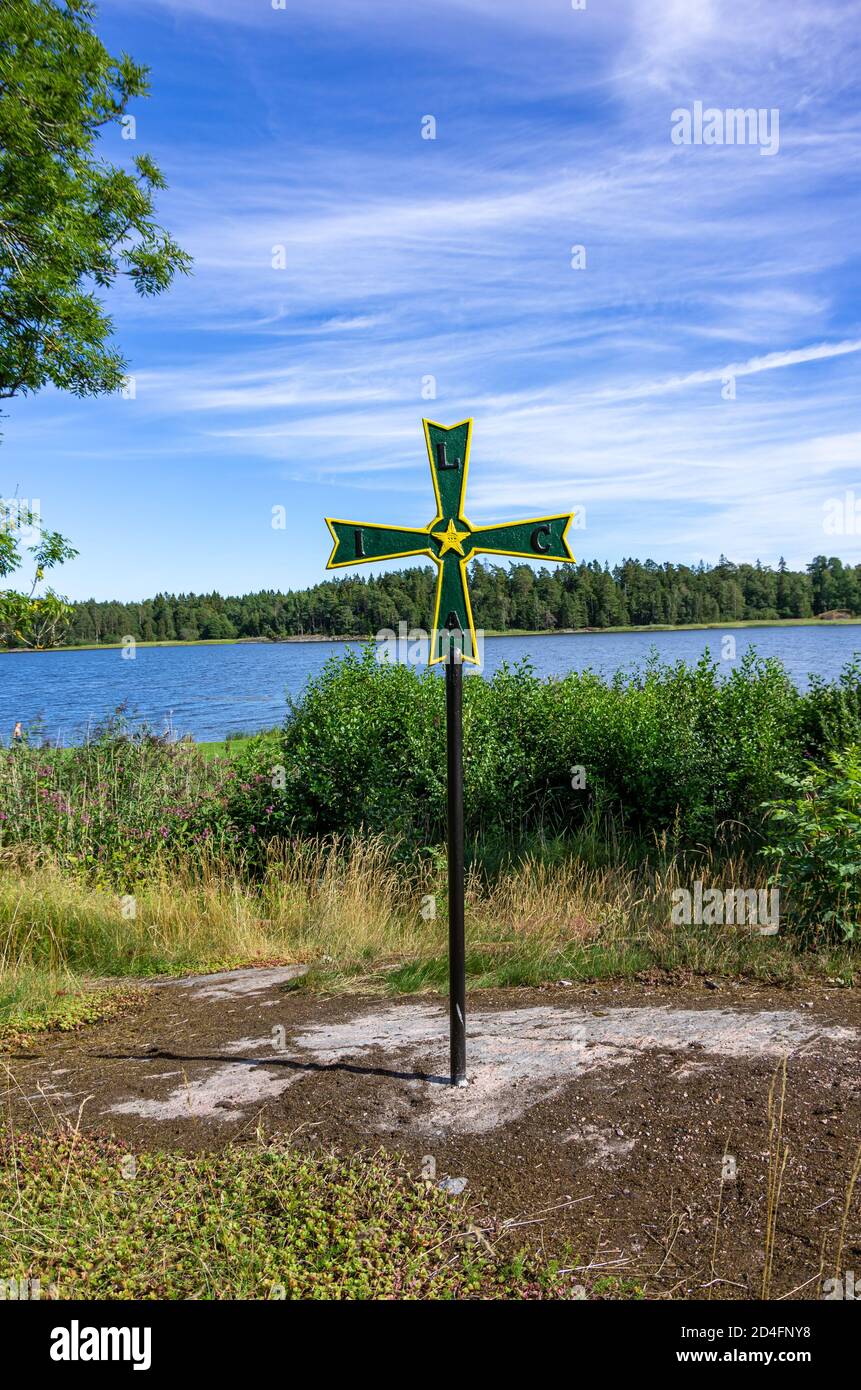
top-left (325, 419), bottom-right (578, 662)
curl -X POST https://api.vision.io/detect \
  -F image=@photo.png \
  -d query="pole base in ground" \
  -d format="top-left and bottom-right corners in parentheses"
top-left (451, 1076), bottom-right (469, 1089)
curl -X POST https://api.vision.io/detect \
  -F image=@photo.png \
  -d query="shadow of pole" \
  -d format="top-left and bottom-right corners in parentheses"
top-left (92, 1048), bottom-right (451, 1087)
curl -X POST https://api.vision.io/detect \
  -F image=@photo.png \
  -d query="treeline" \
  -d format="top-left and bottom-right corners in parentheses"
top-left (25, 554), bottom-right (861, 648)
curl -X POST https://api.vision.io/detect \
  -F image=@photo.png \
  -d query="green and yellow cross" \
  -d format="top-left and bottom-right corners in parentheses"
top-left (325, 418), bottom-right (577, 664)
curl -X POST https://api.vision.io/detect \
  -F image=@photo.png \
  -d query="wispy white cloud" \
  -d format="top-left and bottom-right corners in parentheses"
top-left (586, 340), bottom-right (861, 402)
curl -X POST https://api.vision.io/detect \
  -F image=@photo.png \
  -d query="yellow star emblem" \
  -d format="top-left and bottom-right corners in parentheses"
top-left (434, 518), bottom-right (470, 556)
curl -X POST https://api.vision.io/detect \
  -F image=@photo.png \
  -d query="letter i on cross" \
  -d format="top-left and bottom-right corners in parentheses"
top-left (325, 419), bottom-right (578, 662)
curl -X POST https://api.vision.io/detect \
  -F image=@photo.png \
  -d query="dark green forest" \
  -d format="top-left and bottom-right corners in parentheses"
top-left (14, 554), bottom-right (861, 648)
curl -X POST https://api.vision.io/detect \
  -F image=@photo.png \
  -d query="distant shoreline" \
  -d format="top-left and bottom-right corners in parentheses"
top-left (2, 616), bottom-right (861, 654)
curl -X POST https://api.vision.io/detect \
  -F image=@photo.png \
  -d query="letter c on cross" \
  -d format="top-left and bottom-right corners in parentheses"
top-left (531, 524), bottom-right (551, 553)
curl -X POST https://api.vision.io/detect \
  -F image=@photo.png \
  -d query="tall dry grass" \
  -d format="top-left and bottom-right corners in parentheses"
top-left (0, 834), bottom-right (824, 1017)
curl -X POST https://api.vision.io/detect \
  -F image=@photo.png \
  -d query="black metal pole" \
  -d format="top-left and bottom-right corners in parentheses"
top-left (445, 639), bottom-right (467, 1087)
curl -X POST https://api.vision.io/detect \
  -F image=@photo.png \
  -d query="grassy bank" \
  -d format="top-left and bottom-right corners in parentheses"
top-left (1, 648), bottom-right (859, 1039)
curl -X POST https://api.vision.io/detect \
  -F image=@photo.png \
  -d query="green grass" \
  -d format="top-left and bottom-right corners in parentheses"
top-left (381, 943), bottom-right (654, 993)
top-left (372, 931), bottom-right (857, 995)
top-left (196, 729), bottom-right (280, 758)
top-left (0, 1127), bottom-right (596, 1300)
top-left (0, 731), bottom-right (274, 759)
top-left (0, 968), bottom-right (144, 1051)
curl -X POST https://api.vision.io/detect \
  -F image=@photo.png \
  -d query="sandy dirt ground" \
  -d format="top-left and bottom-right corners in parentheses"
top-left (4, 967), bottom-right (860, 1299)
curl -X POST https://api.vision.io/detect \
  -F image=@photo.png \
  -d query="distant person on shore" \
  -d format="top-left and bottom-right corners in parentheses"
top-left (12, 721), bottom-right (23, 743)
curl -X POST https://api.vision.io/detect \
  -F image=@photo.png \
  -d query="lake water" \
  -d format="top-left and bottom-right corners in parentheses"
top-left (1, 624), bottom-right (859, 745)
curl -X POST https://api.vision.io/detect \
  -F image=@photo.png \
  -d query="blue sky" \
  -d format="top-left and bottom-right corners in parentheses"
top-left (5, 0), bottom-right (861, 601)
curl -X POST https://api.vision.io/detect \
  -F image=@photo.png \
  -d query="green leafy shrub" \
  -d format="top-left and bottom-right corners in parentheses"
top-left (538, 649), bottom-right (803, 846)
top-left (238, 645), bottom-right (809, 851)
top-left (762, 745), bottom-right (861, 944)
top-left (798, 659), bottom-right (861, 755)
